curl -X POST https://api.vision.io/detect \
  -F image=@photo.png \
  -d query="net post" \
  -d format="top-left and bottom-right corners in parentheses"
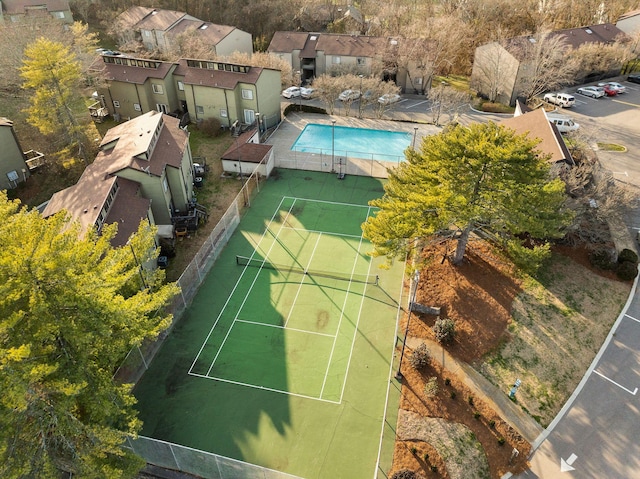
top-left (375, 275), bottom-right (379, 286)
top-left (236, 255), bottom-right (240, 265)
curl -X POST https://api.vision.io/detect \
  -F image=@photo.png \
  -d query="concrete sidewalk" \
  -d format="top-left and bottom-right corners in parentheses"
top-left (406, 336), bottom-right (544, 444)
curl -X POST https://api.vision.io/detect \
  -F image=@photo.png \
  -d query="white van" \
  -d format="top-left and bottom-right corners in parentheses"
top-left (546, 112), bottom-right (580, 133)
top-left (543, 92), bottom-right (575, 108)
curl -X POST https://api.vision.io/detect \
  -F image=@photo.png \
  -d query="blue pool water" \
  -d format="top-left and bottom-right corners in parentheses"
top-left (291, 123), bottom-right (412, 162)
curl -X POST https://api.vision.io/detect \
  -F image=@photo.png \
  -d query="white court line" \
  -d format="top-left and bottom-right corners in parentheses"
top-left (189, 372), bottom-right (341, 404)
top-left (188, 196), bottom-right (291, 374)
top-left (406, 100), bottom-right (428, 109)
top-left (319, 206), bottom-right (372, 399)
top-left (281, 225), bottom-right (363, 239)
top-left (206, 202), bottom-right (297, 376)
top-left (593, 369), bottom-right (638, 395)
top-left (192, 196), bottom-right (378, 402)
top-left (625, 313), bottom-right (640, 323)
top-left (236, 318), bottom-right (336, 338)
top-left (283, 195), bottom-right (373, 209)
top-left (338, 206), bottom-right (376, 403)
top-left (284, 232), bottom-right (323, 328)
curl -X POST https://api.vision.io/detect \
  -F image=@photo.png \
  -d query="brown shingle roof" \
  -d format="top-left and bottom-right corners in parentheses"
top-left (315, 33), bottom-right (388, 57)
top-left (499, 109), bottom-right (573, 164)
top-left (504, 23), bottom-right (625, 60)
top-left (136, 8), bottom-right (186, 31)
top-left (96, 57), bottom-right (176, 84)
top-left (104, 178), bottom-right (152, 247)
top-left (2, 0), bottom-right (69, 14)
top-left (99, 111), bottom-right (188, 177)
top-left (222, 130), bottom-right (272, 163)
top-left (267, 31), bottom-right (312, 53)
top-left (43, 112), bottom-right (188, 238)
top-left (173, 59), bottom-right (263, 88)
top-left (115, 5), bottom-right (154, 30)
top-left (169, 19), bottom-right (235, 44)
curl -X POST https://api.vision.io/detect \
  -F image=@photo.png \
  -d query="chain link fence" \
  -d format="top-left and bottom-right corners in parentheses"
top-left (125, 436), bottom-right (302, 479)
top-left (114, 166), bottom-right (265, 386)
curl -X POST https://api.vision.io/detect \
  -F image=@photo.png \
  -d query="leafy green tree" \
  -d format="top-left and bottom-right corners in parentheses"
top-left (363, 122), bottom-right (572, 267)
top-left (20, 37), bottom-right (93, 162)
top-left (0, 194), bottom-right (180, 478)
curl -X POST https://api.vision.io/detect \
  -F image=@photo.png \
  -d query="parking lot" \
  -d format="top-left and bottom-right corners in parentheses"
top-left (287, 77), bottom-right (640, 186)
top-left (555, 78), bottom-right (640, 189)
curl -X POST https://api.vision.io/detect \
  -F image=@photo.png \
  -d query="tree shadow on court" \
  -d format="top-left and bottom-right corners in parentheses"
top-left (132, 171), bottom-right (399, 478)
top-left (133, 231), bottom-right (294, 468)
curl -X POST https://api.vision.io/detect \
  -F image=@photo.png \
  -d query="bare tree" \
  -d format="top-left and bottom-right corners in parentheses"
top-left (515, 31), bottom-right (578, 102)
top-left (570, 35), bottom-right (637, 83)
top-left (310, 74), bottom-right (344, 115)
top-left (427, 85), bottom-right (471, 126)
top-left (561, 155), bottom-right (639, 247)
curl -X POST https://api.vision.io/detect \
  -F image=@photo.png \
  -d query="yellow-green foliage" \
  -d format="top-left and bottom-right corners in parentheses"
top-left (0, 193), bottom-right (179, 478)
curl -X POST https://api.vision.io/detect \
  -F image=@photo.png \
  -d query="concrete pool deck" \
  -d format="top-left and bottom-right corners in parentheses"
top-left (264, 112), bottom-right (442, 178)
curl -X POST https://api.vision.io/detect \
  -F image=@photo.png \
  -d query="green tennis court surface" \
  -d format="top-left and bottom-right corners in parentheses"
top-left (134, 170), bottom-right (405, 479)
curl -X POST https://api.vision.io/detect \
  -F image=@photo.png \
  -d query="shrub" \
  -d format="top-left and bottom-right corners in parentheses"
top-left (391, 470), bottom-right (419, 479)
top-left (450, 391), bottom-right (457, 399)
top-left (589, 249), bottom-right (614, 270)
top-left (616, 260), bottom-right (638, 281)
top-left (444, 378), bottom-right (451, 386)
top-left (433, 318), bottom-right (455, 344)
top-left (197, 117), bottom-right (222, 138)
top-left (468, 395), bottom-right (474, 406)
top-left (423, 453), bottom-right (429, 461)
top-left (409, 342), bottom-right (430, 370)
top-left (489, 419), bottom-right (496, 428)
top-left (410, 446), bottom-right (418, 455)
top-left (424, 377), bottom-right (439, 397)
top-left (618, 248), bottom-right (638, 264)
top-left (430, 465), bottom-right (438, 472)
top-left (497, 437), bottom-right (506, 446)
top-left (474, 411), bottom-right (481, 420)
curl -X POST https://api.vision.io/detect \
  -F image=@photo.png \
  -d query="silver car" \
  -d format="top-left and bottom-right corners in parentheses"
top-left (576, 86), bottom-right (605, 98)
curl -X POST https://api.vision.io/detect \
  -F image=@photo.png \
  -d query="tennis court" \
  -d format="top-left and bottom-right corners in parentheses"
top-left (133, 170), bottom-right (405, 479)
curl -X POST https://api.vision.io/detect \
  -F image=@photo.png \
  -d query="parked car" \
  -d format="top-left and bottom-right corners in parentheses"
top-left (378, 93), bottom-right (401, 105)
top-left (543, 92), bottom-right (575, 108)
top-left (339, 89), bottom-right (361, 101)
top-left (546, 112), bottom-right (580, 133)
top-left (300, 87), bottom-right (315, 99)
top-left (598, 82), bottom-right (625, 94)
top-left (576, 86), bottom-right (605, 98)
top-left (628, 74), bottom-right (640, 84)
top-left (601, 84), bottom-right (618, 96)
top-left (282, 86), bottom-right (301, 99)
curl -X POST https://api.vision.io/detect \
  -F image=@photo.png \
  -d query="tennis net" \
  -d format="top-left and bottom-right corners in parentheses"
top-left (236, 255), bottom-right (379, 285)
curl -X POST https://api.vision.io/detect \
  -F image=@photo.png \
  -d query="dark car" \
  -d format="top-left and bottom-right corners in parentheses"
top-left (628, 74), bottom-right (640, 84)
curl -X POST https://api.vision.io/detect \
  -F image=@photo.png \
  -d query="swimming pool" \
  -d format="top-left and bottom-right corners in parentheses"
top-left (291, 123), bottom-right (412, 163)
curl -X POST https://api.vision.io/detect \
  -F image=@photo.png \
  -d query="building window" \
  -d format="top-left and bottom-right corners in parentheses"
top-left (177, 81), bottom-right (184, 91)
top-left (332, 56), bottom-right (341, 64)
top-left (196, 105), bottom-right (204, 115)
top-left (113, 101), bottom-right (120, 108)
top-left (52, 11), bottom-right (65, 19)
top-left (357, 57), bottom-right (366, 66)
top-left (156, 104), bottom-right (168, 113)
top-left (220, 109), bottom-right (228, 118)
top-left (152, 84), bottom-right (164, 95)
top-left (134, 103), bottom-right (141, 111)
top-left (144, 30), bottom-right (151, 37)
top-left (241, 89), bottom-right (253, 100)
